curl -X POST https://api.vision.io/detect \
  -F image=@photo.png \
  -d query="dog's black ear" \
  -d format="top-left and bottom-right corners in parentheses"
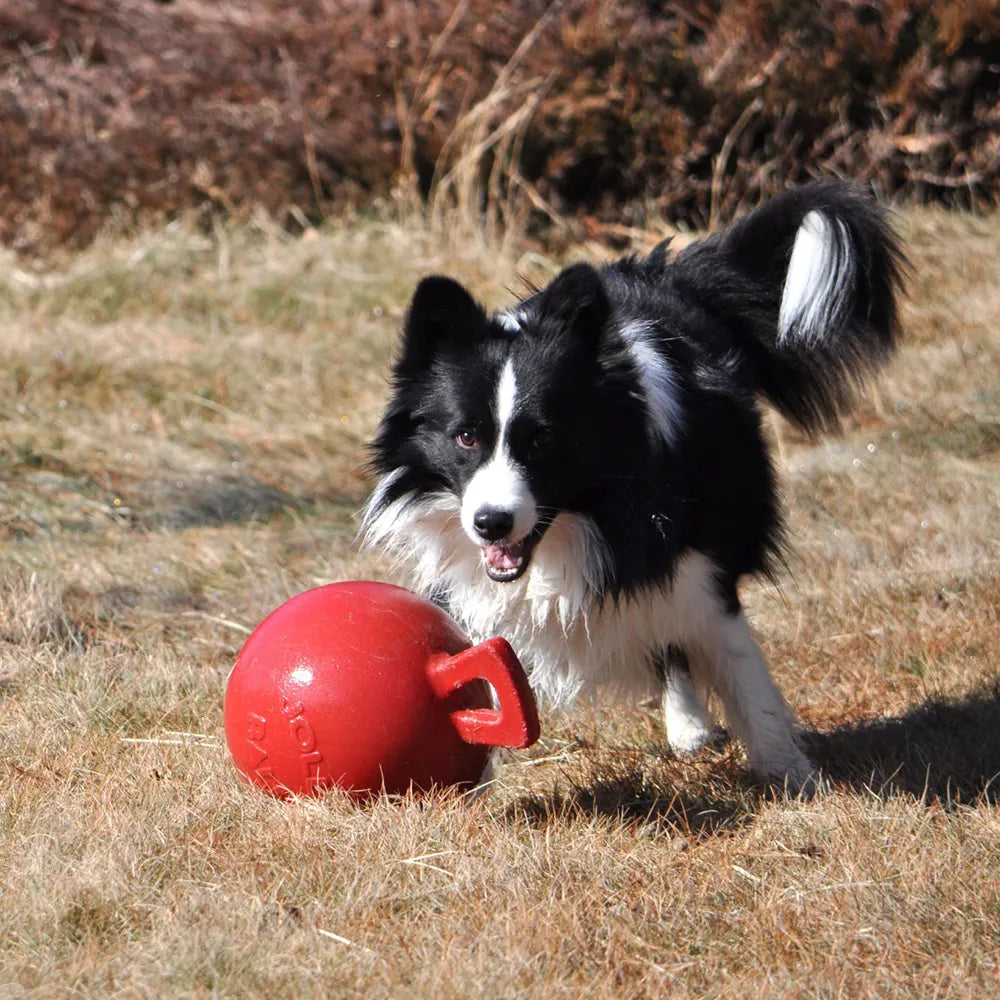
top-left (399, 276), bottom-right (487, 371)
top-left (536, 263), bottom-right (610, 348)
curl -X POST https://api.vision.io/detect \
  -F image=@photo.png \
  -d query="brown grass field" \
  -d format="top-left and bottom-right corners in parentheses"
top-left (1, 203), bottom-right (999, 998)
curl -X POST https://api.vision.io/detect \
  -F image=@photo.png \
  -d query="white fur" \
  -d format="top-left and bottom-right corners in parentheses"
top-left (496, 309), bottom-right (524, 334)
top-left (619, 320), bottom-right (683, 447)
top-left (361, 484), bottom-right (465, 586)
top-left (361, 467), bottom-right (408, 534)
top-left (693, 611), bottom-right (816, 794)
top-left (459, 360), bottom-right (537, 543)
top-left (778, 210), bottom-right (854, 347)
top-left (661, 666), bottom-right (717, 755)
top-left (495, 358), bottom-right (518, 428)
top-left (460, 459), bottom-right (536, 544)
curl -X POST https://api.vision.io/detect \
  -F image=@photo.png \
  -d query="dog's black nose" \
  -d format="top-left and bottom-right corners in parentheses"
top-left (473, 507), bottom-right (514, 542)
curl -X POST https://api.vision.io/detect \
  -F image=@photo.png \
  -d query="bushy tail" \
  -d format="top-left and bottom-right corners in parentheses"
top-left (673, 181), bottom-right (908, 434)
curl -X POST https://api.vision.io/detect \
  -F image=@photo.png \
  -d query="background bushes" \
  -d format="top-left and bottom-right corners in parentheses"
top-left (1, 0), bottom-right (997, 252)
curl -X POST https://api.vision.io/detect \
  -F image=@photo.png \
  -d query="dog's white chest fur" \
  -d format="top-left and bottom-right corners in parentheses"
top-left (363, 486), bottom-right (720, 707)
top-left (459, 543), bottom-right (722, 708)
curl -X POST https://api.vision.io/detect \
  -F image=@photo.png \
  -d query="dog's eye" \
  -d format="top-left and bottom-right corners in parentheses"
top-left (529, 429), bottom-right (553, 455)
top-left (456, 429), bottom-right (478, 449)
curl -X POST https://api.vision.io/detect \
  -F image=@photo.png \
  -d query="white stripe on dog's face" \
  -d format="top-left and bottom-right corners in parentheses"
top-left (495, 357), bottom-right (517, 428)
top-left (460, 360), bottom-right (538, 544)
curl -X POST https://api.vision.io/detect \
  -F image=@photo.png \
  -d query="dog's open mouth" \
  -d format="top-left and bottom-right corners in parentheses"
top-left (481, 521), bottom-right (550, 583)
top-left (483, 540), bottom-right (531, 582)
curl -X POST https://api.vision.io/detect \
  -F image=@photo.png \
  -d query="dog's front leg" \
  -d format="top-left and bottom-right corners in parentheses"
top-left (657, 644), bottom-right (725, 756)
top-left (695, 608), bottom-right (819, 797)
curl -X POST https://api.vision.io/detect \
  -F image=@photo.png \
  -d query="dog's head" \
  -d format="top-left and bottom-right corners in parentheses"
top-left (365, 264), bottom-right (617, 584)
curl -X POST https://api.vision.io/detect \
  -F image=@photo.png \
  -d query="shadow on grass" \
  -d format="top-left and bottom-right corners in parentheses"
top-left (3, 465), bottom-right (339, 534)
top-left (136, 472), bottom-right (311, 529)
top-left (506, 683), bottom-right (1000, 837)
top-left (506, 764), bottom-right (758, 841)
top-left (133, 472), bottom-right (367, 530)
top-left (806, 681), bottom-right (1000, 805)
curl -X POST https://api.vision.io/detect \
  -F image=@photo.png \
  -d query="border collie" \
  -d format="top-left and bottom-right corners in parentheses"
top-left (362, 181), bottom-right (905, 795)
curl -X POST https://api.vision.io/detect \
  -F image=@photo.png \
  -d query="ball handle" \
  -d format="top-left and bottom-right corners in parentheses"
top-left (426, 636), bottom-right (540, 749)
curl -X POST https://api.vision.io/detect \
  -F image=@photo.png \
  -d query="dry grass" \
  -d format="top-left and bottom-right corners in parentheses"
top-left (2, 204), bottom-right (999, 998)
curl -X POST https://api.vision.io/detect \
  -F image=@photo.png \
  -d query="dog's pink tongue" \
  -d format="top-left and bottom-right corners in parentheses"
top-left (485, 542), bottom-right (523, 571)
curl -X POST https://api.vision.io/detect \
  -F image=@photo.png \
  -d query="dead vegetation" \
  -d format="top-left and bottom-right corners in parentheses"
top-left (1, 201), bottom-right (999, 997)
top-left (1, 0), bottom-right (998, 253)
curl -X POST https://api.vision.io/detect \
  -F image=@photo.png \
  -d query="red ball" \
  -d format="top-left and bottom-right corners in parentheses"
top-left (224, 581), bottom-right (540, 799)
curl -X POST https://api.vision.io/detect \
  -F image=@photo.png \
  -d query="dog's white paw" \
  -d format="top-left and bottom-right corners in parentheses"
top-left (764, 754), bottom-right (825, 800)
top-left (668, 722), bottom-right (728, 758)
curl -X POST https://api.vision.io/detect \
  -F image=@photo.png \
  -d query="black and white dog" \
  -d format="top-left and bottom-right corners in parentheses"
top-left (362, 181), bottom-right (905, 795)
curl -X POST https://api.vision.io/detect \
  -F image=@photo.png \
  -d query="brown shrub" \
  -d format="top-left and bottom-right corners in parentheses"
top-left (0, 0), bottom-right (997, 252)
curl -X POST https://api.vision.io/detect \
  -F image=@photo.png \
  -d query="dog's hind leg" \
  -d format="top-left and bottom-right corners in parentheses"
top-left (656, 645), bottom-right (725, 756)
